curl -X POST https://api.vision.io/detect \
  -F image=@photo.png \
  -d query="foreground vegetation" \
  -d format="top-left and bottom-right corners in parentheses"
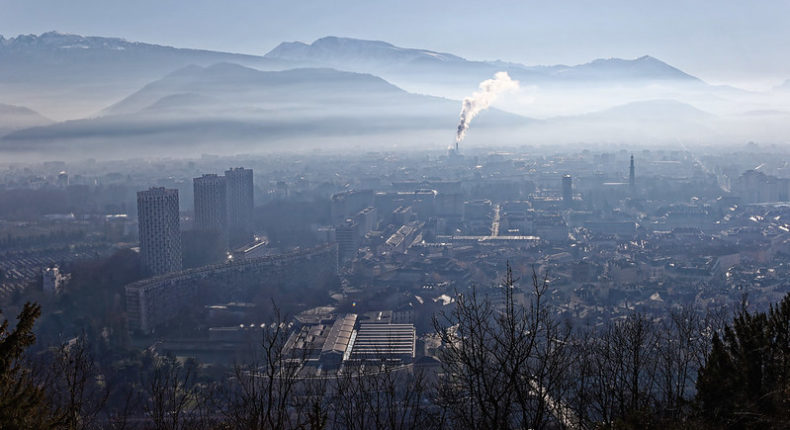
top-left (2, 265), bottom-right (790, 429)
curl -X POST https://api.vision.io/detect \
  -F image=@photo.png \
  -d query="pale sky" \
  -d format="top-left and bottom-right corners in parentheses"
top-left (1, 0), bottom-right (788, 88)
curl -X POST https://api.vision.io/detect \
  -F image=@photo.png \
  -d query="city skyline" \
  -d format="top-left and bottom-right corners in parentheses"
top-left (2, 2), bottom-right (790, 427)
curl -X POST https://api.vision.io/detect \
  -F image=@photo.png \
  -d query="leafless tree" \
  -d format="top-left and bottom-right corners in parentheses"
top-left (329, 361), bottom-right (437, 430)
top-left (653, 307), bottom-right (711, 422)
top-left (432, 263), bottom-right (572, 430)
top-left (104, 386), bottom-right (141, 430)
top-left (219, 305), bottom-right (316, 430)
top-left (144, 354), bottom-right (198, 430)
top-left (48, 334), bottom-right (110, 430)
top-left (570, 313), bottom-right (660, 428)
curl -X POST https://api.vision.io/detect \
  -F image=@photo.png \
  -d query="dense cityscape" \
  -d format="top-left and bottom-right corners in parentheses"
top-left (2, 143), bottom-right (790, 426)
top-left (2, 1), bottom-right (790, 428)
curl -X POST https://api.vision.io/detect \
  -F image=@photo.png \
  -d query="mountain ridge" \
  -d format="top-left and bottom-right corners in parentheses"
top-left (0, 31), bottom-right (261, 59)
top-left (264, 36), bottom-right (701, 83)
top-left (0, 31), bottom-right (278, 119)
top-left (0, 31), bottom-right (721, 120)
top-left (102, 63), bottom-right (406, 116)
top-left (0, 63), bottom-right (531, 157)
top-left (0, 103), bottom-right (53, 135)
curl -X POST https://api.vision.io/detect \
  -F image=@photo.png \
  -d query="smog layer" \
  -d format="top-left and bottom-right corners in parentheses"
top-left (0, 33), bottom-right (789, 160)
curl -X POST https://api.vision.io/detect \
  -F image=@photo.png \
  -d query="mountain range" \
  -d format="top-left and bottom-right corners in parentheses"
top-left (0, 32), bottom-right (715, 120)
top-left (0, 32), bottom-right (787, 159)
top-left (265, 36), bottom-right (700, 86)
top-left (0, 32), bottom-right (277, 119)
top-left (0, 63), bottom-right (528, 158)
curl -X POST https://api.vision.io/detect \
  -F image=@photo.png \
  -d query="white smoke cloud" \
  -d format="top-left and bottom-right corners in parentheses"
top-left (455, 71), bottom-right (520, 145)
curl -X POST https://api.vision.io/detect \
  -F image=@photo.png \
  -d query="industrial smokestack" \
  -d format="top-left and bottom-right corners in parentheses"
top-left (454, 71), bottom-right (519, 149)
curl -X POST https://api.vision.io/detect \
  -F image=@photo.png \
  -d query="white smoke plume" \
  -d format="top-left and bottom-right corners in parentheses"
top-left (455, 71), bottom-right (520, 146)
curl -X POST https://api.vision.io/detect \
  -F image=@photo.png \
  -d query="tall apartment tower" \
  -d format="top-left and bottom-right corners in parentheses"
top-left (335, 219), bottom-right (359, 267)
top-left (225, 167), bottom-right (254, 247)
top-left (562, 174), bottom-right (573, 207)
top-left (137, 187), bottom-right (182, 276)
top-left (193, 174), bottom-right (227, 243)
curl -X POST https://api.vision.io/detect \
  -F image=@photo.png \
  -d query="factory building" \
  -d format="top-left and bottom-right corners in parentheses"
top-left (349, 323), bottom-right (416, 362)
top-left (320, 313), bottom-right (358, 366)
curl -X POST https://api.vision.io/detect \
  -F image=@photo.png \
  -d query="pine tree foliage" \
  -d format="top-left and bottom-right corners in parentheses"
top-left (696, 294), bottom-right (790, 428)
top-left (0, 302), bottom-right (57, 428)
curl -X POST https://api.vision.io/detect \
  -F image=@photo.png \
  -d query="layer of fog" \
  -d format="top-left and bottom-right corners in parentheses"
top-left (1, 37), bottom-right (789, 162)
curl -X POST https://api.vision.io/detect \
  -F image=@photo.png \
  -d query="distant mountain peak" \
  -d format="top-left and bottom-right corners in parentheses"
top-left (313, 36), bottom-right (396, 48)
top-left (265, 36), bottom-right (466, 65)
top-left (636, 54), bottom-right (657, 61)
top-left (0, 31), bottom-right (132, 49)
top-left (568, 55), bottom-right (699, 81)
top-left (0, 102), bottom-right (51, 118)
top-left (596, 99), bottom-right (714, 121)
top-left (39, 30), bottom-right (86, 38)
top-left (586, 55), bottom-right (667, 66)
top-left (0, 103), bottom-right (53, 133)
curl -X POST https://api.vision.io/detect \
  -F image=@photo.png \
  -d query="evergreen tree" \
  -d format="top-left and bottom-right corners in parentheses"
top-left (0, 302), bottom-right (56, 428)
top-left (696, 293), bottom-right (790, 428)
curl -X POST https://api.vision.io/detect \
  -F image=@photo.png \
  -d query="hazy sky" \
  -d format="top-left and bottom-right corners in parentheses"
top-left (1, 0), bottom-right (788, 88)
